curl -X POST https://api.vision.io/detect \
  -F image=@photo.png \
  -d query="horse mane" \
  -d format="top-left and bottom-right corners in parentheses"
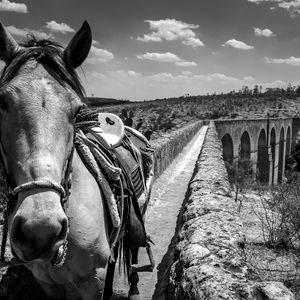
top-left (0, 35), bottom-right (85, 99)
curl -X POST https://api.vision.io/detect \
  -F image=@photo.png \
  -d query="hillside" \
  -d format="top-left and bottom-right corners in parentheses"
top-left (84, 97), bottom-right (130, 107)
top-left (93, 94), bottom-right (300, 140)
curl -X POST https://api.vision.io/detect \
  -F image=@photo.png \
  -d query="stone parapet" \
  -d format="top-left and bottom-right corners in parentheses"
top-left (168, 121), bottom-right (294, 300)
top-left (151, 121), bottom-right (203, 179)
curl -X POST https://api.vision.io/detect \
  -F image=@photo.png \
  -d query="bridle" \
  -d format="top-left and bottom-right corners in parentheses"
top-left (0, 131), bottom-right (76, 265)
top-left (0, 45), bottom-right (83, 267)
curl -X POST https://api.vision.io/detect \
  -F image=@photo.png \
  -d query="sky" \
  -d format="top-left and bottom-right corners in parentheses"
top-left (1, 0), bottom-right (300, 100)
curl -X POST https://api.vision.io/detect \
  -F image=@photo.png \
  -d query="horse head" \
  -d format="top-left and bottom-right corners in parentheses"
top-left (0, 21), bottom-right (92, 263)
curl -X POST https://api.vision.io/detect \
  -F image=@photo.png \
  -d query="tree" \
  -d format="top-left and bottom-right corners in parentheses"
top-left (252, 85), bottom-right (259, 95)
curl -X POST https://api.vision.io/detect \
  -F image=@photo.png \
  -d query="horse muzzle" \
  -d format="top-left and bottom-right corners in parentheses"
top-left (9, 195), bottom-right (69, 263)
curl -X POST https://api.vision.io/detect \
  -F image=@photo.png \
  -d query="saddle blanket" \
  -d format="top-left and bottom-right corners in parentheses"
top-left (75, 111), bottom-right (154, 248)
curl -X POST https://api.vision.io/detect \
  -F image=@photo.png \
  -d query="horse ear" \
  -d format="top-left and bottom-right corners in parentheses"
top-left (64, 21), bottom-right (92, 69)
top-left (0, 21), bottom-right (19, 63)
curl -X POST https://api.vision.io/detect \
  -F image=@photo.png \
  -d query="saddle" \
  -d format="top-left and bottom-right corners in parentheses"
top-left (75, 111), bottom-right (155, 272)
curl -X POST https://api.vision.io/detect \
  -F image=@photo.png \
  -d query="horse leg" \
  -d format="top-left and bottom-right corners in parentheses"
top-left (77, 267), bottom-right (107, 300)
top-left (35, 278), bottom-right (66, 300)
top-left (128, 247), bottom-right (140, 300)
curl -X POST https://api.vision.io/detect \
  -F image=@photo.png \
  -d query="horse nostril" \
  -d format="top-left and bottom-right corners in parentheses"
top-left (57, 218), bottom-right (68, 242)
top-left (13, 217), bottom-right (27, 244)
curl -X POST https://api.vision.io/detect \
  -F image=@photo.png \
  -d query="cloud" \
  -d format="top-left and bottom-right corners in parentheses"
top-left (278, 0), bottom-right (300, 17)
top-left (0, 0), bottom-right (27, 13)
top-left (137, 19), bottom-right (205, 47)
top-left (182, 70), bottom-right (193, 76)
top-left (198, 73), bottom-right (240, 82)
top-left (84, 69), bottom-right (268, 100)
top-left (175, 61), bottom-right (197, 67)
top-left (248, 0), bottom-right (300, 17)
top-left (264, 79), bottom-right (287, 88)
top-left (222, 39), bottom-right (254, 50)
top-left (247, 0), bottom-right (282, 4)
top-left (86, 45), bottom-right (114, 63)
top-left (243, 76), bottom-right (256, 82)
top-left (137, 52), bottom-right (180, 62)
top-left (182, 37), bottom-right (204, 47)
top-left (265, 56), bottom-right (300, 65)
top-left (6, 25), bottom-right (52, 39)
top-left (137, 52), bottom-right (197, 67)
top-left (254, 27), bottom-right (276, 37)
top-left (46, 21), bottom-right (75, 34)
top-left (128, 70), bottom-right (141, 76)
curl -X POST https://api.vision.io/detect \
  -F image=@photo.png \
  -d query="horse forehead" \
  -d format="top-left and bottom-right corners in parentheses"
top-left (12, 71), bottom-right (66, 102)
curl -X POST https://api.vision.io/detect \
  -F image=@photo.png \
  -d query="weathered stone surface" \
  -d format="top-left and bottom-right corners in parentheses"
top-left (253, 282), bottom-right (295, 300)
top-left (168, 121), bottom-right (294, 300)
top-left (151, 121), bottom-right (203, 178)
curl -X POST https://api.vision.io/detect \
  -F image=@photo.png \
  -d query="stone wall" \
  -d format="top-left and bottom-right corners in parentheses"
top-left (151, 121), bottom-right (203, 178)
top-left (167, 121), bottom-right (294, 300)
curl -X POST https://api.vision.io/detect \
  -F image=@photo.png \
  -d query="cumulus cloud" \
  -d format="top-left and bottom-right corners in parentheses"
top-left (278, 0), bottom-right (300, 17)
top-left (243, 76), bottom-right (256, 82)
top-left (198, 73), bottom-right (240, 82)
top-left (265, 56), bottom-right (300, 65)
top-left (6, 25), bottom-right (52, 39)
top-left (264, 79), bottom-right (288, 88)
top-left (137, 19), bottom-right (205, 47)
top-left (127, 70), bottom-right (141, 76)
top-left (222, 39), bottom-right (254, 50)
top-left (86, 45), bottom-right (114, 63)
top-left (248, 0), bottom-right (300, 17)
top-left (0, 0), bottom-right (27, 13)
top-left (175, 61), bottom-right (197, 67)
top-left (137, 52), bottom-right (180, 62)
top-left (137, 52), bottom-right (197, 67)
top-left (182, 37), bottom-right (204, 47)
top-left (254, 27), bottom-right (276, 37)
top-left (46, 21), bottom-right (75, 34)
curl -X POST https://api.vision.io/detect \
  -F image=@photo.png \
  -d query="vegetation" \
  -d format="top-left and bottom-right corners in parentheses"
top-left (86, 83), bottom-right (300, 142)
top-left (225, 158), bottom-right (300, 297)
top-left (85, 97), bottom-right (130, 107)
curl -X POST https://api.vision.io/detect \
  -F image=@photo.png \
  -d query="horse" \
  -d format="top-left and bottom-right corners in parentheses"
top-left (0, 21), bottom-right (152, 300)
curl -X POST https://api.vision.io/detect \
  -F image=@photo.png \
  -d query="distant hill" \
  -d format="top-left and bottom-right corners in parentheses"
top-left (84, 97), bottom-right (131, 107)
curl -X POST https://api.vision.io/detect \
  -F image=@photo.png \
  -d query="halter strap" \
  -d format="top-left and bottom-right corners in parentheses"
top-left (11, 179), bottom-right (66, 198)
top-left (0, 143), bottom-right (75, 263)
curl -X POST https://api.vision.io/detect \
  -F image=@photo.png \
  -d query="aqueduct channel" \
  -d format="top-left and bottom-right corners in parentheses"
top-left (215, 118), bottom-right (299, 185)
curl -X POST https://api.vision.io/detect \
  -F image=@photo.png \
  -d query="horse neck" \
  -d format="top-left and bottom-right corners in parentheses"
top-left (68, 149), bottom-right (111, 249)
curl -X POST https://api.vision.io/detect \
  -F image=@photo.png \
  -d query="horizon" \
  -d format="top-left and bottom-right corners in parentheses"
top-left (2, 0), bottom-right (300, 100)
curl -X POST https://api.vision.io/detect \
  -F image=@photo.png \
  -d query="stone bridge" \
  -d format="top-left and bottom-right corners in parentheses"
top-left (214, 118), bottom-right (300, 185)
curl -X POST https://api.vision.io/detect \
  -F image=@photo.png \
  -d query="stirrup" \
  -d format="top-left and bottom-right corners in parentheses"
top-left (130, 235), bottom-right (155, 273)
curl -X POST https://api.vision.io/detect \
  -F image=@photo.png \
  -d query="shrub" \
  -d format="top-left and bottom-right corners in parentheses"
top-left (225, 159), bottom-right (254, 212)
top-left (255, 178), bottom-right (300, 250)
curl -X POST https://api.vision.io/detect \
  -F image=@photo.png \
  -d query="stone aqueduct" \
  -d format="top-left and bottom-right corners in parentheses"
top-left (214, 118), bottom-right (300, 185)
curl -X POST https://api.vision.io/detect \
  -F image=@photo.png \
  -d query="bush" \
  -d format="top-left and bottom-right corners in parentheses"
top-left (225, 159), bottom-right (254, 212)
top-left (255, 178), bottom-right (300, 250)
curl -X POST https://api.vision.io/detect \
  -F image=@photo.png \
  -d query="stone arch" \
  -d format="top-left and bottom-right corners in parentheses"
top-left (240, 131), bottom-right (251, 160)
top-left (221, 134), bottom-right (234, 165)
top-left (278, 127), bottom-right (285, 183)
top-left (257, 129), bottom-right (269, 183)
top-left (286, 126), bottom-right (291, 158)
top-left (270, 128), bottom-right (276, 184)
